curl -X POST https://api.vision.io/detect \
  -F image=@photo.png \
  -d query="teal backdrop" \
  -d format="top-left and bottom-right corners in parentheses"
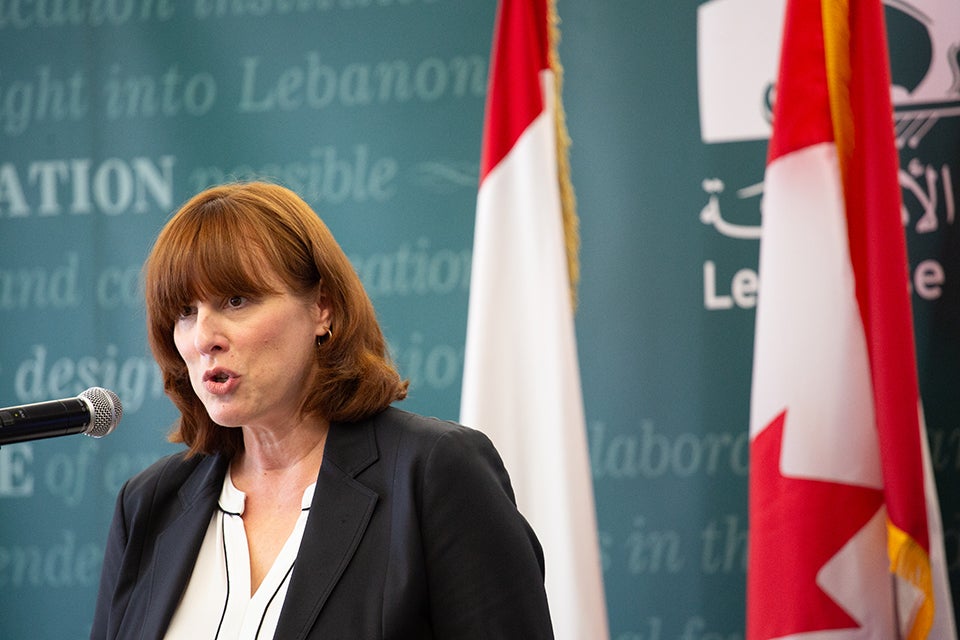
top-left (1, 1), bottom-right (958, 638)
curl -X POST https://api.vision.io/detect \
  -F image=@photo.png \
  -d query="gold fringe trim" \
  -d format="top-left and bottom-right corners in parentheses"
top-left (887, 520), bottom-right (935, 639)
top-left (547, 0), bottom-right (580, 310)
top-left (821, 0), bottom-right (854, 188)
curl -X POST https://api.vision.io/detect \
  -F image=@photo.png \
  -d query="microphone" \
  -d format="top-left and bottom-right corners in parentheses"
top-left (0, 387), bottom-right (123, 446)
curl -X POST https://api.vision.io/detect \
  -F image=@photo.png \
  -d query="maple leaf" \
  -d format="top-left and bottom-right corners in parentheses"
top-left (747, 410), bottom-right (885, 640)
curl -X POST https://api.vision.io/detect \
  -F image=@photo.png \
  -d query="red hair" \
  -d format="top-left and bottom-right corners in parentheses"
top-left (144, 181), bottom-right (408, 457)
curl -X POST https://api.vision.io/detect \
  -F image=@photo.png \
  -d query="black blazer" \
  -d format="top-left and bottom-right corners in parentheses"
top-left (90, 407), bottom-right (554, 639)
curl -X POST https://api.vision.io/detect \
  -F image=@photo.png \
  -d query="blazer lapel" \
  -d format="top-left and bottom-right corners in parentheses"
top-left (135, 454), bottom-right (228, 640)
top-left (273, 417), bottom-right (380, 640)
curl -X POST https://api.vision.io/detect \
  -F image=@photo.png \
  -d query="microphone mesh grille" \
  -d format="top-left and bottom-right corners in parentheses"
top-left (79, 387), bottom-right (123, 437)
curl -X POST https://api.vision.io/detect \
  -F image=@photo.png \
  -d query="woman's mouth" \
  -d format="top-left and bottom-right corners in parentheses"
top-left (202, 369), bottom-right (239, 394)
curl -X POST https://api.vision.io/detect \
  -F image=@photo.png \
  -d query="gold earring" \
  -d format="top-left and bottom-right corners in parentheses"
top-left (316, 327), bottom-right (333, 347)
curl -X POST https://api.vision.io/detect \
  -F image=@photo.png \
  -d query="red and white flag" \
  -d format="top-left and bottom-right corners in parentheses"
top-left (460, 0), bottom-right (608, 638)
top-left (747, 0), bottom-right (956, 638)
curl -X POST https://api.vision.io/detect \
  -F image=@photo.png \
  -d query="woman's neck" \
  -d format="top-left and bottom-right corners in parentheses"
top-left (231, 417), bottom-right (330, 491)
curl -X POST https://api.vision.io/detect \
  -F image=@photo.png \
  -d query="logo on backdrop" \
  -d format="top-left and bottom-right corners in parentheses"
top-left (695, 0), bottom-right (959, 310)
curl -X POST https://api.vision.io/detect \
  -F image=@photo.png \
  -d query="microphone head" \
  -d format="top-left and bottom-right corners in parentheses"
top-left (79, 387), bottom-right (123, 438)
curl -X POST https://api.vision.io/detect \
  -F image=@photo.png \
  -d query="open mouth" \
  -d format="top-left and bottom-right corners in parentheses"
top-left (203, 369), bottom-right (238, 395)
top-left (204, 369), bottom-right (235, 384)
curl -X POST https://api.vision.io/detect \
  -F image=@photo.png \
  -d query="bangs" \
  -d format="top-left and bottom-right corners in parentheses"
top-left (146, 201), bottom-right (281, 324)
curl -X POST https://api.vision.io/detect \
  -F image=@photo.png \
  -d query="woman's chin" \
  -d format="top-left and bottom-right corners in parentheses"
top-left (203, 406), bottom-right (247, 429)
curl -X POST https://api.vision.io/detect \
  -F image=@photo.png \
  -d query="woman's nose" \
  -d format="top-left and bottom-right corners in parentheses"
top-left (194, 307), bottom-right (227, 354)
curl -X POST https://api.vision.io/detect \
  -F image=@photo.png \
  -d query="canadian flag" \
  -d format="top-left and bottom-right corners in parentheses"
top-left (747, 0), bottom-right (956, 639)
top-left (460, 0), bottom-right (609, 638)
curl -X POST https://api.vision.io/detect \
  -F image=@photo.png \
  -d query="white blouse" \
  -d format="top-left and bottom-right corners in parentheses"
top-left (164, 470), bottom-right (315, 640)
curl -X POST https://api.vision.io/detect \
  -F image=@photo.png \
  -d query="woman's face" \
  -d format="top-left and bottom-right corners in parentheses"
top-left (173, 273), bottom-right (329, 431)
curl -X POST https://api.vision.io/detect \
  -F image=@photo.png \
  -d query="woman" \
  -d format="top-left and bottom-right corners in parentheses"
top-left (90, 182), bottom-right (554, 639)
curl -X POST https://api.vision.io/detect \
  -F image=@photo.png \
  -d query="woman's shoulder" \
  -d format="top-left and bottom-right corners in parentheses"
top-left (120, 449), bottom-right (223, 500)
top-left (366, 406), bottom-right (507, 480)
top-left (369, 407), bottom-right (520, 510)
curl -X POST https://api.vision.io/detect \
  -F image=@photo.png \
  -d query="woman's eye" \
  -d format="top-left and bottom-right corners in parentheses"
top-left (226, 296), bottom-right (245, 308)
top-left (178, 305), bottom-right (196, 319)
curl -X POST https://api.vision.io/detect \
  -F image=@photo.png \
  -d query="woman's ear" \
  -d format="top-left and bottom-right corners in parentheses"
top-left (313, 284), bottom-right (333, 333)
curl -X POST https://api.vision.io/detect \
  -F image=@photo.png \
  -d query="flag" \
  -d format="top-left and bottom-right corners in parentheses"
top-left (747, 0), bottom-right (956, 638)
top-left (460, 0), bottom-right (609, 638)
